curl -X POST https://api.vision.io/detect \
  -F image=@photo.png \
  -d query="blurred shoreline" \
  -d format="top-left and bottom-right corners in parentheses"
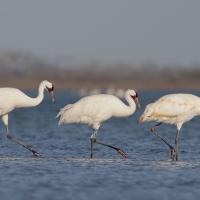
top-left (0, 51), bottom-right (200, 90)
top-left (1, 76), bottom-right (200, 90)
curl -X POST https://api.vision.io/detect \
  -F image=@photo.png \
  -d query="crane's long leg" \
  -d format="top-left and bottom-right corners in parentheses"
top-left (95, 140), bottom-right (128, 158)
top-left (6, 132), bottom-right (40, 156)
top-left (90, 129), bottom-right (98, 158)
top-left (90, 138), bottom-right (94, 159)
top-left (175, 129), bottom-right (180, 161)
top-left (150, 122), bottom-right (176, 160)
top-left (90, 129), bottom-right (128, 158)
top-left (2, 115), bottom-right (40, 156)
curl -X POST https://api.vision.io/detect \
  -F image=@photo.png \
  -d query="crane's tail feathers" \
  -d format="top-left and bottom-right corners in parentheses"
top-left (56, 104), bottom-right (73, 125)
top-left (56, 104), bottom-right (73, 118)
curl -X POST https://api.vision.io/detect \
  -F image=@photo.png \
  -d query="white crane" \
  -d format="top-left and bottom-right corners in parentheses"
top-left (57, 89), bottom-right (140, 158)
top-left (0, 80), bottom-right (55, 156)
top-left (139, 93), bottom-right (200, 161)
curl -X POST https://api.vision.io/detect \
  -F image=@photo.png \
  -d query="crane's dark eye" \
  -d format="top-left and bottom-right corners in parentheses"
top-left (130, 92), bottom-right (138, 100)
top-left (130, 95), bottom-right (136, 100)
top-left (47, 84), bottom-right (54, 92)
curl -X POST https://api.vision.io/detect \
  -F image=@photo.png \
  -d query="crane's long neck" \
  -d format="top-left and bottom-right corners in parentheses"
top-left (21, 83), bottom-right (45, 108)
top-left (125, 94), bottom-right (136, 116)
top-left (115, 94), bottom-right (136, 117)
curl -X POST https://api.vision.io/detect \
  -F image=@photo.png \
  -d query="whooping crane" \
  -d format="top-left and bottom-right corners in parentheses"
top-left (0, 80), bottom-right (55, 156)
top-left (57, 89), bottom-right (140, 158)
top-left (140, 93), bottom-right (200, 161)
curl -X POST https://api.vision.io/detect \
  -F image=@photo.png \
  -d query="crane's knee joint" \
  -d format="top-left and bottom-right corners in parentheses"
top-left (150, 127), bottom-right (155, 132)
top-left (6, 134), bottom-right (13, 140)
top-left (90, 138), bottom-right (96, 143)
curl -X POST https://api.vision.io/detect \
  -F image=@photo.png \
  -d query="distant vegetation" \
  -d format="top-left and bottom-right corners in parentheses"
top-left (0, 51), bottom-right (200, 89)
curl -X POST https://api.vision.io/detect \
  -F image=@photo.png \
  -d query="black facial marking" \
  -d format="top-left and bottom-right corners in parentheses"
top-left (130, 95), bottom-right (136, 100)
top-left (130, 92), bottom-right (138, 100)
top-left (47, 84), bottom-right (54, 92)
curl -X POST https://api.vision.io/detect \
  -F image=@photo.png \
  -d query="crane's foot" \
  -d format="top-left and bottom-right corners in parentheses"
top-left (168, 148), bottom-right (176, 161)
top-left (31, 149), bottom-right (40, 157)
top-left (25, 144), bottom-right (41, 157)
top-left (115, 148), bottom-right (128, 158)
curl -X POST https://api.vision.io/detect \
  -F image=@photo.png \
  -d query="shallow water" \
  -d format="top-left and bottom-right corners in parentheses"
top-left (0, 90), bottom-right (200, 200)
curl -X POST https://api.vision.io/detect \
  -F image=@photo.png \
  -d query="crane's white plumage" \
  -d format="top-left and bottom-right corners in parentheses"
top-left (140, 93), bottom-right (200, 160)
top-left (57, 92), bottom-right (136, 127)
top-left (0, 80), bottom-right (55, 156)
top-left (57, 89), bottom-right (140, 158)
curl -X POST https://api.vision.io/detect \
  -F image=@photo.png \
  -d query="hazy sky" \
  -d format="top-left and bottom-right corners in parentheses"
top-left (0, 0), bottom-right (200, 66)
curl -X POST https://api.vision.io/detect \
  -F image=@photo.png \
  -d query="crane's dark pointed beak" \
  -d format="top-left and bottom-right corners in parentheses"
top-left (47, 85), bottom-right (55, 103)
top-left (49, 91), bottom-right (55, 103)
top-left (134, 97), bottom-right (141, 108)
top-left (131, 94), bottom-right (141, 109)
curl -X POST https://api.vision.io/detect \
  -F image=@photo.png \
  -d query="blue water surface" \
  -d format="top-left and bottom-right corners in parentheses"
top-left (0, 90), bottom-right (200, 200)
